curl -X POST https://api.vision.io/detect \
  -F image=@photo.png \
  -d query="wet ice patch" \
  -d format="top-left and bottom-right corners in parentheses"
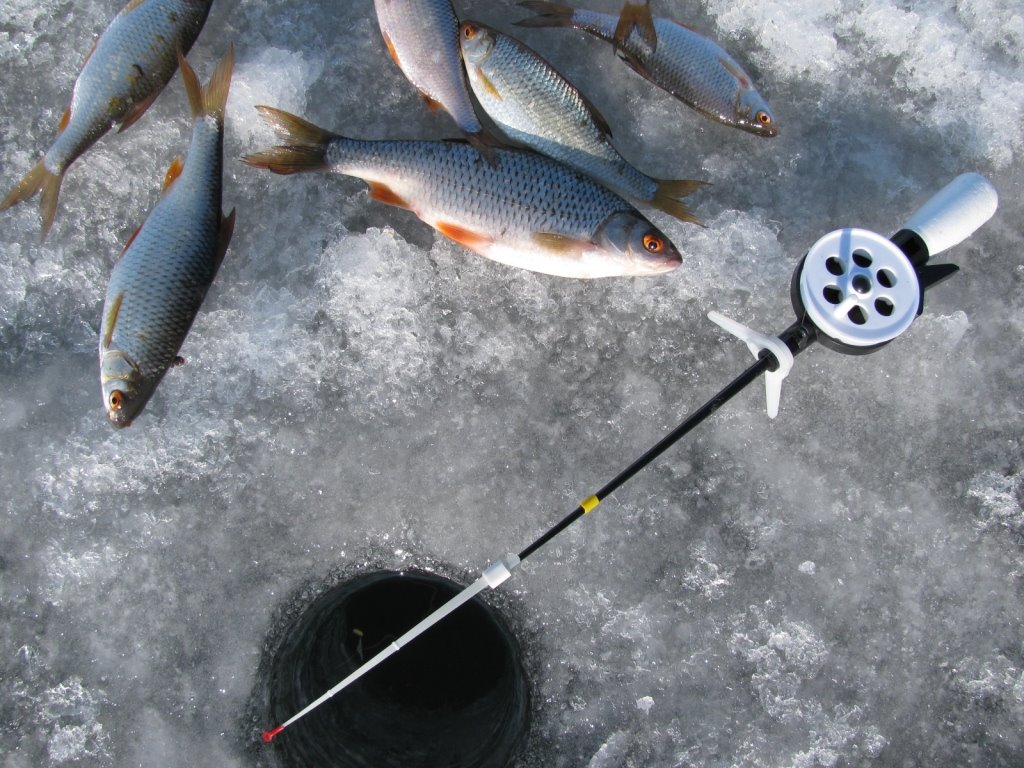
top-left (968, 468), bottom-right (1024, 539)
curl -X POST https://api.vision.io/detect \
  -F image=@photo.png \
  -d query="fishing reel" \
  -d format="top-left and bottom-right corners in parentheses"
top-left (712, 173), bottom-right (998, 415)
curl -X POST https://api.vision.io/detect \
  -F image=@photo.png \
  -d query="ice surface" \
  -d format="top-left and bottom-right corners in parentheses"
top-left (1, 0), bottom-right (1022, 766)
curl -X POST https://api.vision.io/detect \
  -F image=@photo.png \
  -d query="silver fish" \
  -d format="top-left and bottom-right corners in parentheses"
top-left (100, 48), bottom-right (235, 428)
top-left (373, 0), bottom-right (484, 141)
top-left (243, 107), bottom-right (681, 279)
top-left (517, 1), bottom-right (778, 137)
top-left (459, 21), bottom-right (704, 225)
top-left (1, 0), bottom-right (213, 239)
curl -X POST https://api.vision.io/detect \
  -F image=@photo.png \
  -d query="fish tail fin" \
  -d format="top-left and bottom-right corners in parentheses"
top-left (179, 45), bottom-right (234, 120)
top-left (614, 2), bottom-right (657, 51)
top-left (650, 178), bottom-right (708, 226)
top-left (1, 160), bottom-right (64, 240)
top-left (242, 106), bottom-right (338, 175)
top-left (515, 1), bottom-right (577, 29)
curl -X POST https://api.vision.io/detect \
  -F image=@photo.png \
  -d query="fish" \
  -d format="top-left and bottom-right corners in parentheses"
top-left (459, 21), bottom-right (705, 225)
top-left (613, 0), bottom-right (656, 53)
top-left (0, 0), bottom-right (214, 240)
top-left (243, 107), bottom-right (681, 279)
top-left (517, 1), bottom-right (778, 137)
top-left (100, 47), bottom-right (235, 428)
top-left (373, 0), bottom-right (487, 147)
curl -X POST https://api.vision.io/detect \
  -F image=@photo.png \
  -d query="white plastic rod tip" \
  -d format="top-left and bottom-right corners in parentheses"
top-left (708, 311), bottom-right (794, 419)
top-left (482, 555), bottom-right (519, 588)
top-left (903, 173), bottom-right (998, 257)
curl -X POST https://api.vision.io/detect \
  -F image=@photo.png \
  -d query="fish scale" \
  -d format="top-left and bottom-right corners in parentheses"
top-left (0, 0), bottom-right (212, 238)
top-left (518, 1), bottom-right (777, 137)
top-left (100, 49), bottom-right (233, 428)
top-left (245, 107), bottom-right (683, 279)
top-left (459, 21), bottom-right (703, 224)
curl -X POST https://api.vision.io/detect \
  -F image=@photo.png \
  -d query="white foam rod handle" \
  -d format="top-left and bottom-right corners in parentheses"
top-left (903, 173), bottom-right (998, 257)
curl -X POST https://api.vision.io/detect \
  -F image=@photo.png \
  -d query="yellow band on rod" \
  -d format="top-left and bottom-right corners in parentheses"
top-left (580, 495), bottom-right (601, 514)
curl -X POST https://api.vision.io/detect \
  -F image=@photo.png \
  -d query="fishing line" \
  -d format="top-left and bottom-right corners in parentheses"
top-left (262, 172), bottom-right (998, 744)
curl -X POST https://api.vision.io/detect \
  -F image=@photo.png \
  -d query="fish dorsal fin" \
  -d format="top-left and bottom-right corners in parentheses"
top-left (162, 156), bottom-right (184, 192)
top-left (118, 91), bottom-right (159, 132)
top-left (102, 291), bottom-right (125, 350)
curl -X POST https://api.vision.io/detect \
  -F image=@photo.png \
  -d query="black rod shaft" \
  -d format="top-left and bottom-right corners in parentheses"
top-left (517, 353), bottom-right (776, 562)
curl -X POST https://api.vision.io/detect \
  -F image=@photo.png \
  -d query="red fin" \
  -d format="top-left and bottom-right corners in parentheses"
top-left (367, 181), bottom-right (411, 210)
top-left (435, 221), bottom-right (493, 252)
top-left (118, 91), bottom-right (159, 132)
top-left (383, 31), bottom-right (402, 69)
top-left (58, 106), bottom-right (71, 134)
top-left (121, 223), bottom-right (143, 255)
top-left (421, 93), bottom-right (444, 113)
top-left (162, 156), bottom-right (184, 191)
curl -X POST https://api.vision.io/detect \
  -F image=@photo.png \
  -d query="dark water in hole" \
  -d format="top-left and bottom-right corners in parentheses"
top-left (264, 570), bottom-right (530, 768)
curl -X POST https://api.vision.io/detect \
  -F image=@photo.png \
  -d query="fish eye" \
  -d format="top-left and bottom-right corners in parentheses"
top-left (756, 111), bottom-right (772, 126)
top-left (109, 390), bottom-right (124, 411)
top-left (463, 23), bottom-right (478, 40)
top-left (642, 233), bottom-right (664, 253)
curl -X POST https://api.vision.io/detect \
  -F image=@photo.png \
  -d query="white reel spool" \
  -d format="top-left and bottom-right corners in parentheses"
top-left (798, 228), bottom-right (920, 348)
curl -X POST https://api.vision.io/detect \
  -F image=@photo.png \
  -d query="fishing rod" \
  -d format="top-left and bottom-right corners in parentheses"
top-left (261, 172), bottom-right (998, 743)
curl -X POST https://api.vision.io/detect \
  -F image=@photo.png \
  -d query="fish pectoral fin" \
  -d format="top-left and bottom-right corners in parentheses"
top-left (102, 291), bottom-right (125, 350)
top-left (118, 91), bottom-right (160, 133)
top-left (367, 181), bottom-right (412, 210)
top-left (162, 156), bottom-right (184, 192)
top-left (214, 208), bottom-right (236, 269)
top-left (436, 221), bottom-right (494, 252)
top-left (531, 231), bottom-right (584, 255)
top-left (478, 71), bottom-right (504, 101)
top-left (718, 57), bottom-right (751, 89)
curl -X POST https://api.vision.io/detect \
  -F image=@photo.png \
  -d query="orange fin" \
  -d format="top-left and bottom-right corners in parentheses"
top-left (162, 156), bottom-right (184, 191)
top-left (118, 91), bottom-right (159, 132)
top-left (1, 160), bottom-right (65, 240)
top-left (421, 93), bottom-right (444, 113)
top-left (58, 106), bottom-right (72, 134)
top-left (367, 181), bottom-right (412, 210)
top-left (614, 2), bottom-right (657, 52)
top-left (382, 31), bottom-right (403, 70)
top-left (436, 221), bottom-right (493, 252)
top-left (121, 223), bottom-right (143, 255)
